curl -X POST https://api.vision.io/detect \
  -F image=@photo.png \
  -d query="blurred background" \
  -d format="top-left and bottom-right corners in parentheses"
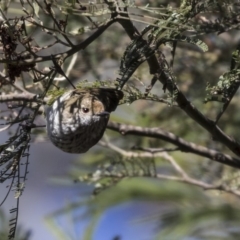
top-left (1, 0), bottom-right (240, 240)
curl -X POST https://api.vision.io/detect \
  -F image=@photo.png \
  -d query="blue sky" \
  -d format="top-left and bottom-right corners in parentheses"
top-left (1, 138), bottom-right (156, 240)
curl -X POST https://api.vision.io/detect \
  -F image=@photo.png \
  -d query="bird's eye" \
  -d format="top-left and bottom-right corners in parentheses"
top-left (82, 108), bottom-right (89, 113)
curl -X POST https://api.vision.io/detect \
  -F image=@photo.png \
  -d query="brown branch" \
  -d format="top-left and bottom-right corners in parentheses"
top-left (107, 121), bottom-right (240, 169)
top-left (96, 171), bottom-right (240, 197)
top-left (101, 138), bottom-right (189, 179)
top-left (155, 174), bottom-right (240, 197)
top-left (0, 93), bottom-right (41, 103)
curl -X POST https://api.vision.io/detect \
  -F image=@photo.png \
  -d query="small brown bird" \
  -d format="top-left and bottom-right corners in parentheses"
top-left (46, 88), bottom-right (123, 153)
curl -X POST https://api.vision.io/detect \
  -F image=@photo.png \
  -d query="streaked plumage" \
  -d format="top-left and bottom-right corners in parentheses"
top-left (46, 88), bottom-right (123, 153)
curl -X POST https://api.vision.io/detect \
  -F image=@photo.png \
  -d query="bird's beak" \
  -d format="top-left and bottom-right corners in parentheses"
top-left (95, 111), bottom-right (110, 116)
